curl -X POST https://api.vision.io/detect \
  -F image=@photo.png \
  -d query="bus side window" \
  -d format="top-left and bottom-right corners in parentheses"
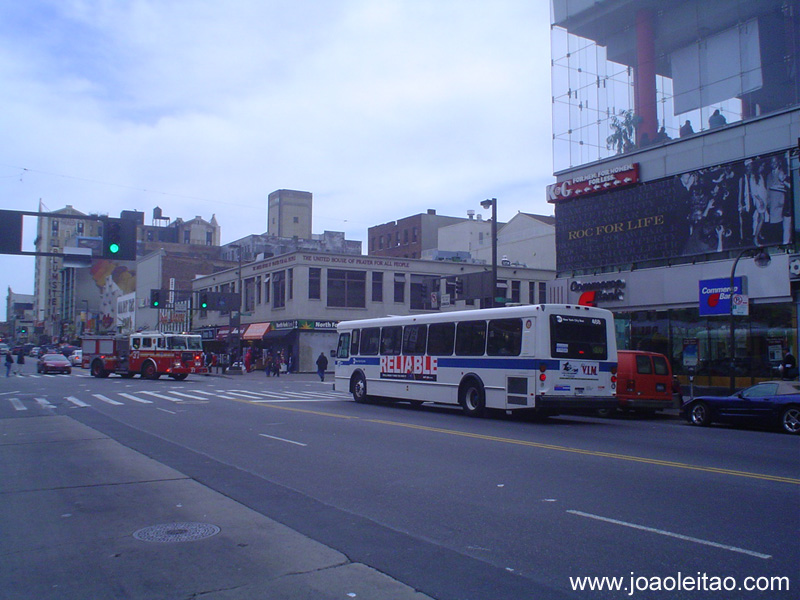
top-left (350, 329), bottom-right (360, 356)
top-left (402, 324), bottom-right (427, 355)
top-left (455, 321), bottom-right (487, 356)
top-left (428, 322), bottom-right (455, 355)
top-left (336, 333), bottom-right (350, 359)
top-left (361, 327), bottom-right (381, 355)
top-left (380, 326), bottom-right (402, 356)
top-left (487, 318), bottom-right (522, 356)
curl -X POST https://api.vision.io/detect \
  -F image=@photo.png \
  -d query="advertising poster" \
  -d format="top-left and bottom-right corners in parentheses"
top-left (554, 150), bottom-right (792, 271)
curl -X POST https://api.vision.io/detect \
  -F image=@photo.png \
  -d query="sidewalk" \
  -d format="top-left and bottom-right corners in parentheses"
top-left (0, 414), bottom-right (431, 600)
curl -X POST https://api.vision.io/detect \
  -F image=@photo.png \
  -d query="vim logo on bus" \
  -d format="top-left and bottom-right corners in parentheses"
top-left (380, 355), bottom-right (438, 381)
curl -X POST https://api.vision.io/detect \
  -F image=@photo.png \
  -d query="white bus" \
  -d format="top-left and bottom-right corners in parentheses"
top-left (334, 304), bottom-right (618, 417)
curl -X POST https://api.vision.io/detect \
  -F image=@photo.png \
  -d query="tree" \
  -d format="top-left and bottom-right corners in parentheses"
top-left (606, 109), bottom-right (641, 155)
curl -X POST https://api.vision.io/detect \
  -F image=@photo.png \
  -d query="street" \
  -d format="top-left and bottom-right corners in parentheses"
top-left (2, 363), bottom-right (798, 599)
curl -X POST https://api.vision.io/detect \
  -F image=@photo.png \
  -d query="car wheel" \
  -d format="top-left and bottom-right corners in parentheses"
top-left (460, 378), bottom-right (486, 418)
top-left (352, 373), bottom-right (369, 403)
top-left (689, 401), bottom-right (712, 427)
top-left (779, 405), bottom-right (800, 435)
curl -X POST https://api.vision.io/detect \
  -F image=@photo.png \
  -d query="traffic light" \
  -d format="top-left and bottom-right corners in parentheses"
top-left (455, 278), bottom-right (464, 296)
top-left (102, 218), bottom-right (136, 260)
top-left (150, 289), bottom-right (163, 308)
top-left (199, 293), bottom-right (209, 309)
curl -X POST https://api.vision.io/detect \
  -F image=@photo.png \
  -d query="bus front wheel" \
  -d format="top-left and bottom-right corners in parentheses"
top-left (352, 373), bottom-right (369, 403)
top-left (460, 379), bottom-right (486, 418)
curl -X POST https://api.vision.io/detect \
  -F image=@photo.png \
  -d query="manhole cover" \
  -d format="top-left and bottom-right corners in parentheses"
top-left (133, 522), bottom-right (220, 543)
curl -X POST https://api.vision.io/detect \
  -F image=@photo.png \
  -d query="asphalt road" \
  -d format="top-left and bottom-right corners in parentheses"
top-left (2, 363), bottom-right (798, 599)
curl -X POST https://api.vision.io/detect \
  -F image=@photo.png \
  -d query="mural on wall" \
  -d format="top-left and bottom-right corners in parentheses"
top-left (554, 150), bottom-right (793, 271)
top-left (90, 260), bottom-right (136, 333)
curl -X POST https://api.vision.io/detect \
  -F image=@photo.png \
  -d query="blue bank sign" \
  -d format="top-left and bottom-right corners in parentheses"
top-left (699, 277), bottom-right (743, 316)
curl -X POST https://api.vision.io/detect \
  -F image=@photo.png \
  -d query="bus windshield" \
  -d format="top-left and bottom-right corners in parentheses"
top-left (550, 314), bottom-right (607, 360)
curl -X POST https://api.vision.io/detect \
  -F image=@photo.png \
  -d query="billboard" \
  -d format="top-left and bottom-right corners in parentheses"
top-left (554, 150), bottom-right (792, 271)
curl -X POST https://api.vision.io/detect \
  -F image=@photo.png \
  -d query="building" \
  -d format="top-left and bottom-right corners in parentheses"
top-left (5, 288), bottom-right (34, 345)
top-left (192, 251), bottom-right (553, 372)
top-left (548, 0), bottom-right (799, 388)
top-left (368, 210), bottom-right (474, 259)
top-left (268, 189), bottom-right (313, 239)
top-left (434, 212), bottom-right (556, 270)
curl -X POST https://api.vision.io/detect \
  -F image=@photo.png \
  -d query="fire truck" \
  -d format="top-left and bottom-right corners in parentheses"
top-left (82, 331), bottom-right (208, 380)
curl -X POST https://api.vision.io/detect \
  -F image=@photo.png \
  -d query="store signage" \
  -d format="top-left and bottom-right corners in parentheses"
top-left (571, 279), bottom-right (626, 305)
top-left (547, 164), bottom-right (639, 202)
top-left (699, 277), bottom-right (743, 316)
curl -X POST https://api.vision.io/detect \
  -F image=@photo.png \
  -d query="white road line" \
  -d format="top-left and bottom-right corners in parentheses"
top-left (137, 391), bottom-right (182, 402)
top-left (118, 393), bottom-right (153, 404)
top-left (191, 390), bottom-right (215, 396)
top-left (35, 398), bottom-right (56, 409)
top-left (168, 391), bottom-right (208, 400)
top-left (258, 433), bottom-right (307, 447)
top-left (225, 390), bottom-right (264, 399)
top-left (250, 398), bottom-right (338, 403)
top-left (9, 398), bottom-right (26, 411)
top-left (65, 396), bottom-right (90, 408)
top-left (566, 510), bottom-right (772, 559)
top-left (237, 391), bottom-right (285, 398)
top-left (92, 394), bottom-right (124, 406)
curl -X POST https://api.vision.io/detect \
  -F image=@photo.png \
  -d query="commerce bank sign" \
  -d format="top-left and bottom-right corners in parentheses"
top-left (699, 277), bottom-right (744, 316)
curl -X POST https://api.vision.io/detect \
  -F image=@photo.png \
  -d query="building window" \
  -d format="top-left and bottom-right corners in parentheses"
top-left (393, 273), bottom-right (405, 303)
top-left (327, 269), bottom-right (366, 308)
top-left (412, 227), bottom-right (418, 242)
top-left (372, 272), bottom-right (383, 302)
top-left (511, 280), bottom-right (521, 304)
top-left (264, 275), bottom-right (270, 304)
top-left (288, 268), bottom-right (294, 300)
top-left (539, 282), bottom-right (547, 304)
top-left (403, 229), bottom-right (409, 244)
top-left (410, 274), bottom-right (428, 310)
top-left (183, 230), bottom-right (191, 244)
top-left (206, 231), bottom-right (213, 245)
top-left (309, 267), bottom-right (321, 300)
top-left (293, 216), bottom-right (299, 223)
top-left (272, 270), bottom-right (285, 308)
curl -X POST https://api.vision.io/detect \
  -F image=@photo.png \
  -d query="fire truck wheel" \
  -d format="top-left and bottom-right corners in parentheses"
top-left (142, 361), bottom-right (161, 380)
top-left (120, 372), bottom-right (136, 379)
top-left (170, 374), bottom-right (188, 381)
top-left (90, 360), bottom-right (109, 378)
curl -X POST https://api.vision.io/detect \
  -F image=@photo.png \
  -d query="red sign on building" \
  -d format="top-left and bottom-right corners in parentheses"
top-left (547, 163), bottom-right (639, 202)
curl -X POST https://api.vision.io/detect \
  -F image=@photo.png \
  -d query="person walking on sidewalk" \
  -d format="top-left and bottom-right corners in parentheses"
top-left (15, 351), bottom-right (25, 375)
top-left (5, 352), bottom-right (13, 377)
top-left (316, 352), bottom-right (328, 382)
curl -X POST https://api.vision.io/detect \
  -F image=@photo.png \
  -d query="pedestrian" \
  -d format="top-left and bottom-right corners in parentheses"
top-left (5, 352), bottom-right (13, 377)
top-left (782, 350), bottom-right (797, 380)
top-left (679, 119), bottom-right (694, 137)
top-left (272, 352), bottom-right (281, 378)
top-left (16, 351), bottom-right (25, 375)
top-left (244, 348), bottom-right (252, 373)
top-left (708, 109), bottom-right (726, 129)
top-left (316, 351), bottom-right (329, 382)
top-left (264, 351), bottom-right (272, 377)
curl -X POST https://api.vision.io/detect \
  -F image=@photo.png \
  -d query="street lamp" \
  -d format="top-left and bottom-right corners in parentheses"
top-left (728, 248), bottom-right (771, 392)
top-left (480, 198), bottom-right (498, 308)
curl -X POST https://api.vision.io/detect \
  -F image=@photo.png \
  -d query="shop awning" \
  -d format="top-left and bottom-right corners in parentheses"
top-left (242, 322), bottom-right (271, 340)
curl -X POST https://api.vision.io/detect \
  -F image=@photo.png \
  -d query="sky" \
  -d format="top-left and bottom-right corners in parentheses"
top-left (0, 0), bottom-right (556, 320)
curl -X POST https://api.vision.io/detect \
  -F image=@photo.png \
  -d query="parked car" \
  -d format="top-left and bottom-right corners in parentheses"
top-left (682, 381), bottom-right (800, 435)
top-left (0, 343), bottom-right (9, 355)
top-left (59, 345), bottom-right (80, 358)
top-left (69, 350), bottom-right (83, 367)
top-left (601, 350), bottom-right (675, 416)
top-left (37, 353), bottom-right (72, 375)
top-left (29, 347), bottom-right (41, 358)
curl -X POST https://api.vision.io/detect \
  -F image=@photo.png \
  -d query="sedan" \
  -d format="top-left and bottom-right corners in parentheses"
top-left (69, 350), bottom-right (83, 367)
top-left (37, 353), bottom-right (72, 375)
top-left (682, 380), bottom-right (800, 435)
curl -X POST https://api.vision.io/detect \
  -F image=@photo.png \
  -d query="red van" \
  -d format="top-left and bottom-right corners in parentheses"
top-left (613, 350), bottom-right (675, 414)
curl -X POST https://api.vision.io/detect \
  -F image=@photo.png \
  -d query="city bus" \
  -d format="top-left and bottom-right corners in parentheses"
top-left (334, 304), bottom-right (618, 417)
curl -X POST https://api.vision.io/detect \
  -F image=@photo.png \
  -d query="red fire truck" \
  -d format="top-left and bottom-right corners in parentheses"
top-left (82, 331), bottom-right (207, 380)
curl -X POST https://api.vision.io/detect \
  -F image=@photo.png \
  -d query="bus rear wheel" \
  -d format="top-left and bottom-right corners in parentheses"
top-left (352, 373), bottom-right (369, 403)
top-left (460, 379), bottom-right (486, 418)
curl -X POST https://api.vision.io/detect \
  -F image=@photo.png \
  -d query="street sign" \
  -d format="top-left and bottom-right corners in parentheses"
top-left (732, 293), bottom-right (749, 316)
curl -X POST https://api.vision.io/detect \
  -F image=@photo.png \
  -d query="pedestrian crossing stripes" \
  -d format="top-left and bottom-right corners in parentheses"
top-left (4, 389), bottom-right (349, 411)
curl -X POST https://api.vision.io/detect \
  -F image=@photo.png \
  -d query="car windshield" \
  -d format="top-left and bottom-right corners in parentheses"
top-left (44, 354), bottom-right (66, 361)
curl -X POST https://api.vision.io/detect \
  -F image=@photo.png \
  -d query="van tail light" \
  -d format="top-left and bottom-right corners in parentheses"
top-left (539, 363), bottom-right (547, 382)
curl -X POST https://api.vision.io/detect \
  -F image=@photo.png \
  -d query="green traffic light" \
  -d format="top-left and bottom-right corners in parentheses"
top-left (109, 242), bottom-right (120, 254)
top-left (153, 301), bottom-right (159, 307)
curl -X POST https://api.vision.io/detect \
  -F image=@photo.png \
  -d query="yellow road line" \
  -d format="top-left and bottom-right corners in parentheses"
top-left (233, 398), bottom-right (800, 485)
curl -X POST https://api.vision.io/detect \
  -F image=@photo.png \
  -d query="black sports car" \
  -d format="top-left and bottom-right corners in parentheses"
top-left (682, 380), bottom-right (800, 435)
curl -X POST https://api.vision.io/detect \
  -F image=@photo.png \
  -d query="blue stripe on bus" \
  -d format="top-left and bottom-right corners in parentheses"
top-left (338, 356), bottom-right (616, 372)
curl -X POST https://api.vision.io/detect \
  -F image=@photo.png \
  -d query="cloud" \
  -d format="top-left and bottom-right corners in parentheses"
top-left (0, 0), bottom-right (554, 317)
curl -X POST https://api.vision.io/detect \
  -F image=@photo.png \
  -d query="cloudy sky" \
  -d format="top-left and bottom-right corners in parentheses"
top-left (0, 0), bottom-right (555, 319)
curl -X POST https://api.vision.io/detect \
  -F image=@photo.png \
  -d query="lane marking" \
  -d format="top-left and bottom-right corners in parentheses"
top-left (118, 393), bottom-right (153, 404)
top-left (567, 510), bottom-right (772, 559)
top-left (157, 407), bottom-right (177, 414)
top-left (226, 390), bottom-right (264, 399)
top-left (9, 398), bottom-right (26, 411)
top-left (92, 394), bottom-right (124, 406)
top-left (168, 391), bottom-right (207, 401)
top-left (138, 391), bottom-right (181, 403)
top-left (65, 396), bottom-right (89, 408)
top-left (258, 433), bottom-right (307, 447)
top-left (228, 400), bottom-right (800, 485)
top-left (35, 397), bottom-right (56, 409)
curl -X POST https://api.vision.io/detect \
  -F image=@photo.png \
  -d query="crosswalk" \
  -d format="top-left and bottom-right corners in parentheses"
top-left (4, 388), bottom-right (349, 412)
